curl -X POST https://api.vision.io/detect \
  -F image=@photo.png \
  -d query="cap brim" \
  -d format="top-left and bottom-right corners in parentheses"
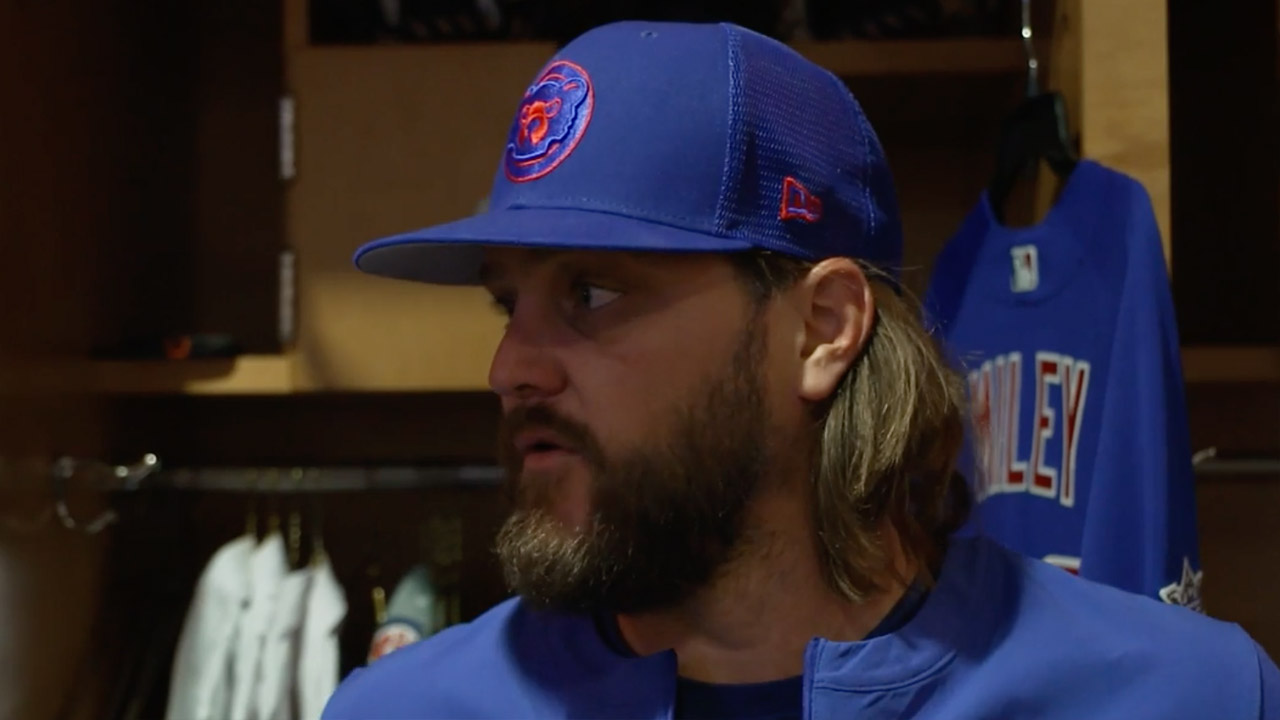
top-left (352, 207), bottom-right (757, 285)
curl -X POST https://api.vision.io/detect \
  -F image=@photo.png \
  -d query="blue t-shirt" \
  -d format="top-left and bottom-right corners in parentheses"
top-left (594, 583), bottom-right (930, 720)
top-left (676, 676), bottom-right (803, 720)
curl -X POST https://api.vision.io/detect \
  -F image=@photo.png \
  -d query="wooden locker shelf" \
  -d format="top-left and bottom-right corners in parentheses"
top-left (87, 354), bottom-right (295, 395)
top-left (1182, 346), bottom-right (1280, 384)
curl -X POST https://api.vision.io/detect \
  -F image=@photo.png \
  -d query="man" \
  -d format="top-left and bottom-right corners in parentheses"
top-left (323, 20), bottom-right (1279, 719)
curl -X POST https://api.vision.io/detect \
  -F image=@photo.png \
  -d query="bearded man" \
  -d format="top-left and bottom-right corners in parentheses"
top-left (323, 20), bottom-right (1279, 720)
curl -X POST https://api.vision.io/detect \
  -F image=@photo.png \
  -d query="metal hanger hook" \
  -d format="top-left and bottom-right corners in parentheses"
top-left (114, 453), bottom-right (161, 490)
top-left (51, 452), bottom-right (161, 535)
top-left (52, 456), bottom-right (117, 534)
top-left (1021, 0), bottom-right (1039, 96)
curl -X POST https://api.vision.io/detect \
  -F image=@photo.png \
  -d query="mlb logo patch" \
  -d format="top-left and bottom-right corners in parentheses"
top-left (1010, 244), bottom-right (1039, 293)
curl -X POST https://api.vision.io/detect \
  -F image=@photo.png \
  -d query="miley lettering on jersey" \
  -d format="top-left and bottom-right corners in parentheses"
top-left (967, 350), bottom-right (1091, 508)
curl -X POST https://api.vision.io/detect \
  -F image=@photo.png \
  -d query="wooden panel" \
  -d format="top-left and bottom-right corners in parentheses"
top-left (286, 44), bottom-right (555, 391)
top-left (58, 1), bottom-right (284, 357)
top-left (1077, 0), bottom-right (1171, 264)
top-left (284, 0), bottom-right (308, 53)
top-left (793, 38), bottom-right (1025, 76)
top-left (1186, 383), bottom-right (1280, 457)
top-left (89, 355), bottom-right (294, 395)
top-left (188, 0), bottom-right (285, 354)
top-left (1168, 0), bottom-right (1280, 344)
top-left (0, 2), bottom-right (118, 718)
top-left (1185, 382), bottom-right (1280, 657)
top-left (80, 3), bottom-right (200, 354)
top-left (1, 3), bottom-right (284, 715)
top-left (848, 74), bottom-right (1023, 297)
top-left (1182, 347), bottom-right (1280, 384)
top-left (1186, 381), bottom-right (1279, 661)
top-left (292, 274), bottom-right (504, 392)
top-left (102, 392), bottom-right (501, 466)
top-left (1197, 477), bottom-right (1280, 660)
top-left (890, 141), bottom-right (1004, 297)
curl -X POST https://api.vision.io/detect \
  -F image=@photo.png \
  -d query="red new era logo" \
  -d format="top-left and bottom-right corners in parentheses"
top-left (780, 176), bottom-right (822, 223)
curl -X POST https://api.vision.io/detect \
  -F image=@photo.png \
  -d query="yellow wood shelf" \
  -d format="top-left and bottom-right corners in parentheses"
top-left (1182, 346), bottom-right (1280, 384)
top-left (89, 354), bottom-right (295, 395)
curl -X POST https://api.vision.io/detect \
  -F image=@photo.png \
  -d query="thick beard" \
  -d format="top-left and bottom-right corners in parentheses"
top-left (494, 321), bottom-right (769, 615)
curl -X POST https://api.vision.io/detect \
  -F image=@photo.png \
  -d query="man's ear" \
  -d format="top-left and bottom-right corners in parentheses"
top-left (797, 258), bottom-right (875, 402)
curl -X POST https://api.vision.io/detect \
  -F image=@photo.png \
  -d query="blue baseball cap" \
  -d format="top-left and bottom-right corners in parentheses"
top-left (353, 20), bottom-right (903, 285)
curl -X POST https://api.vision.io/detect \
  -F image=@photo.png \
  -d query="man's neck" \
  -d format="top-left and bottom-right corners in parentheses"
top-left (612, 495), bottom-right (916, 685)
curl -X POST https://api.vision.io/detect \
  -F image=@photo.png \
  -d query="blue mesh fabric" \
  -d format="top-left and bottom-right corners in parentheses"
top-left (717, 25), bottom-right (903, 273)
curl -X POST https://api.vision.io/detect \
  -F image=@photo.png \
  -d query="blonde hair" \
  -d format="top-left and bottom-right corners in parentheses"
top-left (731, 252), bottom-right (971, 602)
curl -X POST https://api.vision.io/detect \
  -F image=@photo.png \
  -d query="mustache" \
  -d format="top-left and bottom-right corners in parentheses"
top-left (497, 405), bottom-right (602, 466)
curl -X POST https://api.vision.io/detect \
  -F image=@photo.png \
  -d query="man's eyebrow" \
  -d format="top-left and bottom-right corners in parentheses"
top-left (478, 250), bottom-right (572, 286)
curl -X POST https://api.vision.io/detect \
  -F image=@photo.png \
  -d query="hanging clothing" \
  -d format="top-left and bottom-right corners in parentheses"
top-left (923, 159), bottom-right (1202, 607)
top-left (228, 531), bottom-right (289, 720)
top-left (256, 567), bottom-right (313, 720)
top-left (164, 533), bottom-right (255, 720)
top-left (297, 553), bottom-right (348, 720)
top-left (368, 564), bottom-right (444, 663)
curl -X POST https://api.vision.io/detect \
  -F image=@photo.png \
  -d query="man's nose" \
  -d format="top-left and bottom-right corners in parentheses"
top-left (488, 311), bottom-right (568, 405)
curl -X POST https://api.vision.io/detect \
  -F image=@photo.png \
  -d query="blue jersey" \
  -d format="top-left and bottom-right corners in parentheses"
top-left (321, 536), bottom-right (1278, 719)
top-left (924, 160), bottom-right (1201, 607)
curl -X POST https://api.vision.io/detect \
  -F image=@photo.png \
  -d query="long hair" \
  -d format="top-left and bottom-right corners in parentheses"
top-left (730, 251), bottom-right (972, 602)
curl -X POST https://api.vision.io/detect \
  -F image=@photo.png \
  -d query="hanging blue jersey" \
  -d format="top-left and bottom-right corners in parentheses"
top-left (924, 160), bottom-right (1202, 608)
top-left (321, 536), bottom-right (1279, 719)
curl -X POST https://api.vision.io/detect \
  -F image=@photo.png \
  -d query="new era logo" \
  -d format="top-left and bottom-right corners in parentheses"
top-left (780, 176), bottom-right (822, 223)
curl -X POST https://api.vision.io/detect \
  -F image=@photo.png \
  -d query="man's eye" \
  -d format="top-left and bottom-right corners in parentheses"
top-left (574, 283), bottom-right (621, 311)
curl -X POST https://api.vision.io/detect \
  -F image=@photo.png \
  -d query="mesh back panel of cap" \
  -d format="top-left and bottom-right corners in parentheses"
top-left (716, 24), bottom-right (902, 270)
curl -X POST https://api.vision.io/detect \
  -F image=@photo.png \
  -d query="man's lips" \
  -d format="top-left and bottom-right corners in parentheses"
top-left (513, 428), bottom-right (577, 458)
top-left (515, 430), bottom-right (580, 472)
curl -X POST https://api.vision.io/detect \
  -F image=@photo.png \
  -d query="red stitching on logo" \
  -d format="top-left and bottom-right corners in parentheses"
top-left (780, 176), bottom-right (822, 223)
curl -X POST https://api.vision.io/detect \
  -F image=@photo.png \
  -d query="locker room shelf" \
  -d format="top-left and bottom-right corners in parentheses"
top-left (1182, 346), bottom-right (1280, 384)
top-left (87, 354), bottom-right (295, 395)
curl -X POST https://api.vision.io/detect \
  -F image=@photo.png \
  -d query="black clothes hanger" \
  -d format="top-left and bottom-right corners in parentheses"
top-left (987, 0), bottom-right (1078, 224)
